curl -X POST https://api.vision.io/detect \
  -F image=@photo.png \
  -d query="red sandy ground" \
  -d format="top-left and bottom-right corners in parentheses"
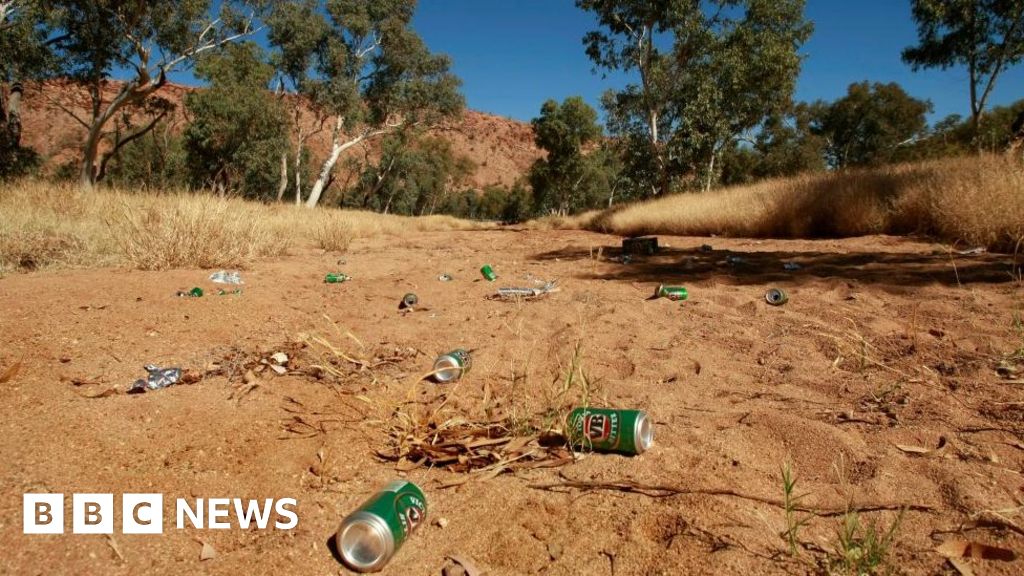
top-left (1, 230), bottom-right (1023, 575)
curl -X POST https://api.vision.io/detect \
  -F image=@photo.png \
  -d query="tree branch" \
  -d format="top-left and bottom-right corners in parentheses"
top-left (528, 477), bottom-right (937, 517)
top-left (157, 17), bottom-right (262, 76)
top-left (40, 90), bottom-right (92, 130)
top-left (96, 108), bottom-right (169, 182)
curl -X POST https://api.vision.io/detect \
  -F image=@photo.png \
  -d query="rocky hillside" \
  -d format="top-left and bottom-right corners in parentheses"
top-left (17, 80), bottom-right (541, 189)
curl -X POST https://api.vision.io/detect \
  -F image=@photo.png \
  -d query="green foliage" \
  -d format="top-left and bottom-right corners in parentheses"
top-left (267, 0), bottom-right (462, 130)
top-left (345, 134), bottom-right (475, 215)
top-left (266, 0), bottom-right (463, 207)
top-left (780, 463), bottom-right (813, 557)
top-left (814, 82), bottom-right (932, 169)
top-left (0, 140), bottom-right (40, 180)
top-left (529, 96), bottom-right (610, 214)
top-left (754, 104), bottom-right (829, 177)
top-left (183, 42), bottom-right (288, 199)
top-left (903, 0), bottom-right (1024, 138)
top-left (498, 183), bottom-right (533, 224)
top-left (827, 510), bottom-right (903, 576)
top-left (578, 0), bottom-right (813, 195)
top-left (889, 99), bottom-right (1024, 162)
top-left (28, 1), bottom-right (266, 188)
top-left (39, 1), bottom-right (263, 83)
top-left (104, 125), bottom-right (187, 189)
top-left (0, 1), bottom-right (55, 83)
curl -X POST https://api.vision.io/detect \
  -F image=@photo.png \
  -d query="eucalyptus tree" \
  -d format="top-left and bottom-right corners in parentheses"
top-left (267, 0), bottom-right (463, 208)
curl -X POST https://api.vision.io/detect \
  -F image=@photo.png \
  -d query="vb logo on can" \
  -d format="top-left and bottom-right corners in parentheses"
top-left (583, 413), bottom-right (619, 442)
top-left (403, 500), bottom-right (425, 534)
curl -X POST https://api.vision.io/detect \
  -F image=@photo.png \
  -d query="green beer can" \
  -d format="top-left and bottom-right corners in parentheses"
top-left (655, 285), bottom-right (688, 301)
top-left (567, 408), bottom-right (654, 455)
top-left (325, 273), bottom-right (351, 284)
top-left (432, 349), bottom-right (471, 383)
top-left (335, 480), bottom-right (427, 573)
top-left (480, 264), bottom-right (497, 281)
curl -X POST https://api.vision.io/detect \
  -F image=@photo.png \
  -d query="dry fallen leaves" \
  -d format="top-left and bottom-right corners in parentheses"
top-left (896, 436), bottom-right (947, 456)
top-left (199, 541), bottom-right (217, 561)
top-left (444, 554), bottom-right (484, 576)
top-left (935, 539), bottom-right (1016, 561)
top-left (947, 558), bottom-right (974, 576)
top-left (0, 361), bottom-right (22, 384)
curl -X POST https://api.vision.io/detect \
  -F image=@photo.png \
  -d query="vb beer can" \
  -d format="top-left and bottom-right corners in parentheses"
top-left (654, 285), bottom-right (688, 301)
top-left (335, 480), bottom-right (427, 573)
top-left (567, 408), bottom-right (653, 455)
top-left (480, 265), bottom-right (497, 281)
top-left (432, 349), bottom-right (471, 383)
top-left (325, 273), bottom-right (351, 284)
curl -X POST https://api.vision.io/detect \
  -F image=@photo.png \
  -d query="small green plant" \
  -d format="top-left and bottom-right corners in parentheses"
top-left (781, 462), bottom-right (813, 556)
top-left (827, 509), bottom-right (904, 575)
top-left (1011, 311), bottom-right (1024, 359)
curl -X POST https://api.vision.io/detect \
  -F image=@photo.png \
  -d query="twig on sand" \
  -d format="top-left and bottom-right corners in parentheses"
top-left (528, 474), bottom-right (936, 517)
top-left (106, 535), bottom-right (126, 563)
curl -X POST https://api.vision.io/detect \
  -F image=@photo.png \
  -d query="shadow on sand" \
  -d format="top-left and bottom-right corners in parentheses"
top-left (531, 244), bottom-right (1021, 288)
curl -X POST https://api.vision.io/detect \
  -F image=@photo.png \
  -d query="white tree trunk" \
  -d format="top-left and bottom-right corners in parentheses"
top-left (305, 117), bottom-right (371, 208)
top-left (294, 138), bottom-right (304, 206)
top-left (277, 151), bottom-right (288, 202)
top-left (704, 153), bottom-right (716, 193)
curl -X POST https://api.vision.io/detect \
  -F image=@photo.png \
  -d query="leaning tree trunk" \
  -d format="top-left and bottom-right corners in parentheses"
top-left (306, 118), bottom-right (370, 208)
top-left (79, 123), bottom-right (104, 191)
top-left (277, 151), bottom-right (288, 202)
top-left (4, 83), bottom-right (23, 146)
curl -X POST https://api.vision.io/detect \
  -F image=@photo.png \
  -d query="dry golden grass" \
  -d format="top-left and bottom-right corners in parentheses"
top-left (0, 181), bottom-right (490, 274)
top-left (568, 155), bottom-right (1024, 252)
top-left (525, 210), bottom-right (603, 231)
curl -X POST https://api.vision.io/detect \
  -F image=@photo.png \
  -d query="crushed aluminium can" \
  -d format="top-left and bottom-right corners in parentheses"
top-left (567, 408), bottom-right (653, 455)
top-left (335, 480), bottom-right (427, 573)
top-left (480, 265), bottom-right (497, 281)
top-left (765, 288), bottom-right (789, 306)
top-left (432, 349), bottom-right (471, 383)
top-left (654, 285), bottom-right (689, 301)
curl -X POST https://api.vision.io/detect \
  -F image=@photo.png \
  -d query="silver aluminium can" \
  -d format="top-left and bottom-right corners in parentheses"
top-left (337, 511), bottom-right (395, 572)
top-left (432, 349), bottom-right (471, 383)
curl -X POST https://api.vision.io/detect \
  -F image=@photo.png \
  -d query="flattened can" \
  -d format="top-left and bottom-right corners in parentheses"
top-left (765, 288), bottom-right (789, 306)
top-left (432, 349), bottom-right (471, 383)
top-left (335, 480), bottom-right (427, 573)
top-left (655, 285), bottom-right (688, 301)
top-left (567, 408), bottom-right (654, 455)
top-left (480, 265), bottom-right (497, 281)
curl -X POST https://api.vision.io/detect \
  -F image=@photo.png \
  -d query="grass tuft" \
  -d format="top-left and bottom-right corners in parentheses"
top-left (0, 180), bottom-right (490, 274)
top-left (827, 509), bottom-right (904, 576)
top-left (539, 155), bottom-right (1024, 253)
top-left (781, 462), bottom-right (813, 556)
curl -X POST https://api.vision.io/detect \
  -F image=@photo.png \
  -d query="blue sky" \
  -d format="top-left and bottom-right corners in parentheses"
top-left (411, 0), bottom-right (1024, 123)
top-left (161, 1), bottom-right (1024, 125)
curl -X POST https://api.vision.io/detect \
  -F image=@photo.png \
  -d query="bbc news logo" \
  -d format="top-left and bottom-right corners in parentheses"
top-left (24, 494), bottom-right (298, 534)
